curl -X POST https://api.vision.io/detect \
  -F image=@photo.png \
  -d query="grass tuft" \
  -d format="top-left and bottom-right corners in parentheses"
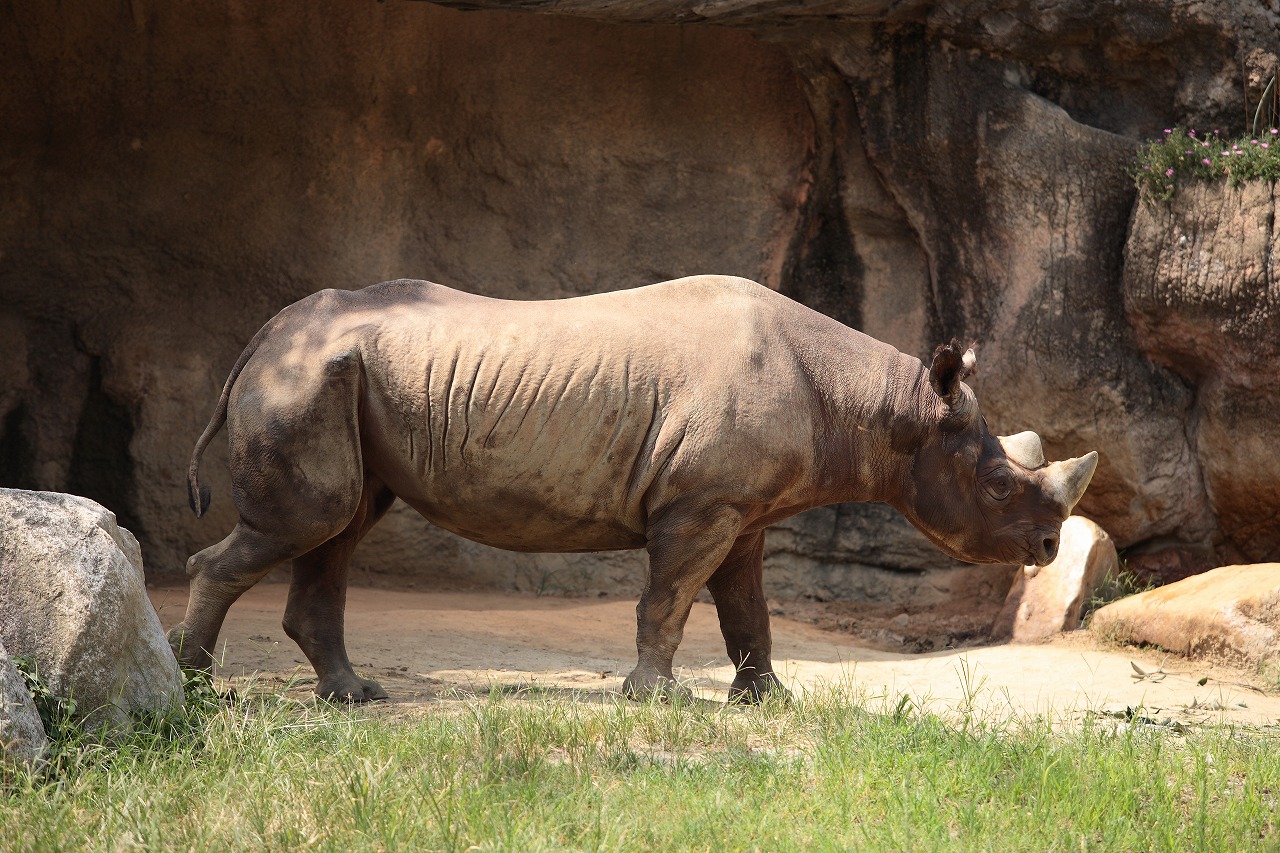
top-left (1081, 562), bottom-right (1157, 629)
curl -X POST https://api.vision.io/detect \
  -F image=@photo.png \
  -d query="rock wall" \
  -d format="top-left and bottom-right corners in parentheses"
top-left (0, 2), bottom-right (815, 595)
top-left (1, 1), bottom-right (1276, 597)
top-left (1125, 181), bottom-right (1280, 567)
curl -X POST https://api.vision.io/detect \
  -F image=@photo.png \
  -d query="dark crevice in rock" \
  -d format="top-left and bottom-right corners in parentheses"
top-left (778, 62), bottom-right (864, 331)
top-left (65, 357), bottom-right (143, 539)
top-left (845, 106), bottom-right (945, 344)
top-left (865, 25), bottom-right (996, 343)
top-left (1121, 535), bottom-right (1217, 587)
top-left (782, 186), bottom-right (865, 331)
top-left (0, 404), bottom-right (37, 491)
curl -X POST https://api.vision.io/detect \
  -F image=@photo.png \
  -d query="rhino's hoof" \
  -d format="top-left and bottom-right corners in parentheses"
top-left (168, 624), bottom-right (213, 671)
top-left (727, 672), bottom-right (792, 706)
top-left (317, 675), bottom-right (388, 704)
top-left (621, 671), bottom-right (693, 704)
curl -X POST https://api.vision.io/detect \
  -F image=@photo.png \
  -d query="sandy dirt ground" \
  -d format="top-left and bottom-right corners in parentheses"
top-left (150, 583), bottom-right (1280, 728)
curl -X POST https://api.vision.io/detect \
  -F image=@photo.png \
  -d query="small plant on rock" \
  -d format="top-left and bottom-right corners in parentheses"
top-left (1134, 125), bottom-right (1280, 201)
top-left (11, 657), bottom-right (78, 745)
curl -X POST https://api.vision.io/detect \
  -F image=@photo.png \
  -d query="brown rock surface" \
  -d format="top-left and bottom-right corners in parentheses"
top-left (1090, 564), bottom-right (1280, 669)
top-left (993, 517), bottom-right (1118, 643)
top-left (1125, 182), bottom-right (1280, 563)
top-left (0, 3), bottom-right (822, 589)
top-left (2, 1), bottom-right (1278, 599)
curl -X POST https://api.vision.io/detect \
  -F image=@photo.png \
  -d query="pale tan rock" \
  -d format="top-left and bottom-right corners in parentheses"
top-left (1089, 564), bottom-right (1280, 668)
top-left (993, 517), bottom-right (1118, 643)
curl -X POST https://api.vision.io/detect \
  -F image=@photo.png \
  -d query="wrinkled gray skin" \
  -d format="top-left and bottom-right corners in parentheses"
top-left (169, 276), bottom-right (1098, 703)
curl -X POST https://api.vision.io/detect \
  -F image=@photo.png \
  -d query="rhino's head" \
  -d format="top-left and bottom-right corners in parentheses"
top-left (897, 341), bottom-right (1099, 567)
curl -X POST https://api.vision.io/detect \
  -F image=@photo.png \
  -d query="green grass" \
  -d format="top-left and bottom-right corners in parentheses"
top-left (4, 680), bottom-right (1280, 851)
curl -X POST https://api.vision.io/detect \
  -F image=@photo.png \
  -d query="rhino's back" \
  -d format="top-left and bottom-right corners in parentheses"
top-left (268, 277), bottom-right (830, 551)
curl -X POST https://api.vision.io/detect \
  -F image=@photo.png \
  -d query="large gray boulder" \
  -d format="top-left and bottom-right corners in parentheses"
top-left (0, 640), bottom-right (47, 768)
top-left (0, 489), bottom-right (183, 731)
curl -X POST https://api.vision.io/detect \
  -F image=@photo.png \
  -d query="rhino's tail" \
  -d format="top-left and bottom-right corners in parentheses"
top-left (188, 319), bottom-right (276, 518)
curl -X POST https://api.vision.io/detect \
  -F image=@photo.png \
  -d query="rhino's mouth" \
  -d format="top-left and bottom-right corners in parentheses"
top-left (914, 526), bottom-right (1015, 566)
top-left (909, 518), bottom-right (1057, 567)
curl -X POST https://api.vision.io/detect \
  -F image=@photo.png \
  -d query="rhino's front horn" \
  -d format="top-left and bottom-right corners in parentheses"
top-left (1044, 451), bottom-right (1099, 511)
top-left (999, 431), bottom-right (1046, 469)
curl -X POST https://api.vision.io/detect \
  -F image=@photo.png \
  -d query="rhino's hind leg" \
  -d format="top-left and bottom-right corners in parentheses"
top-left (283, 477), bottom-right (396, 703)
top-left (706, 530), bottom-right (791, 704)
top-left (622, 505), bottom-right (744, 701)
top-left (169, 524), bottom-right (317, 672)
top-left (170, 350), bottom-right (367, 677)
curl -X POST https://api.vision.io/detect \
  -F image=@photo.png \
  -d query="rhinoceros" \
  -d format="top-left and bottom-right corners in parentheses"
top-left (168, 275), bottom-right (1097, 703)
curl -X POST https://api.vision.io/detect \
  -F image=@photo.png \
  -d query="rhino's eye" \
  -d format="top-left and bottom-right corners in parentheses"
top-left (983, 469), bottom-right (1014, 502)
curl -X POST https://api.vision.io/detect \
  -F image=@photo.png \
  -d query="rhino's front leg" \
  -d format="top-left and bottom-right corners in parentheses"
top-left (706, 529), bottom-right (791, 704)
top-left (622, 505), bottom-right (744, 701)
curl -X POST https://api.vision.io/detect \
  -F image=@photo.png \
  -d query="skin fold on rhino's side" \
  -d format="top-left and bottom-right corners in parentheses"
top-left (169, 275), bottom-right (1098, 703)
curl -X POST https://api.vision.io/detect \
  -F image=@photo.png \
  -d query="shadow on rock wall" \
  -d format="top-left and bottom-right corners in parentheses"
top-left (1, 0), bottom-right (1276, 600)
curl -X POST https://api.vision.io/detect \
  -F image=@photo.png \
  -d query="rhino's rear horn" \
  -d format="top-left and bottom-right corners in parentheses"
top-left (999, 431), bottom-right (1046, 469)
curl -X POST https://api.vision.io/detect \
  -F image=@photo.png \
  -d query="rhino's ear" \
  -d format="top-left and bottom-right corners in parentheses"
top-left (928, 339), bottom-right (976, 408)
